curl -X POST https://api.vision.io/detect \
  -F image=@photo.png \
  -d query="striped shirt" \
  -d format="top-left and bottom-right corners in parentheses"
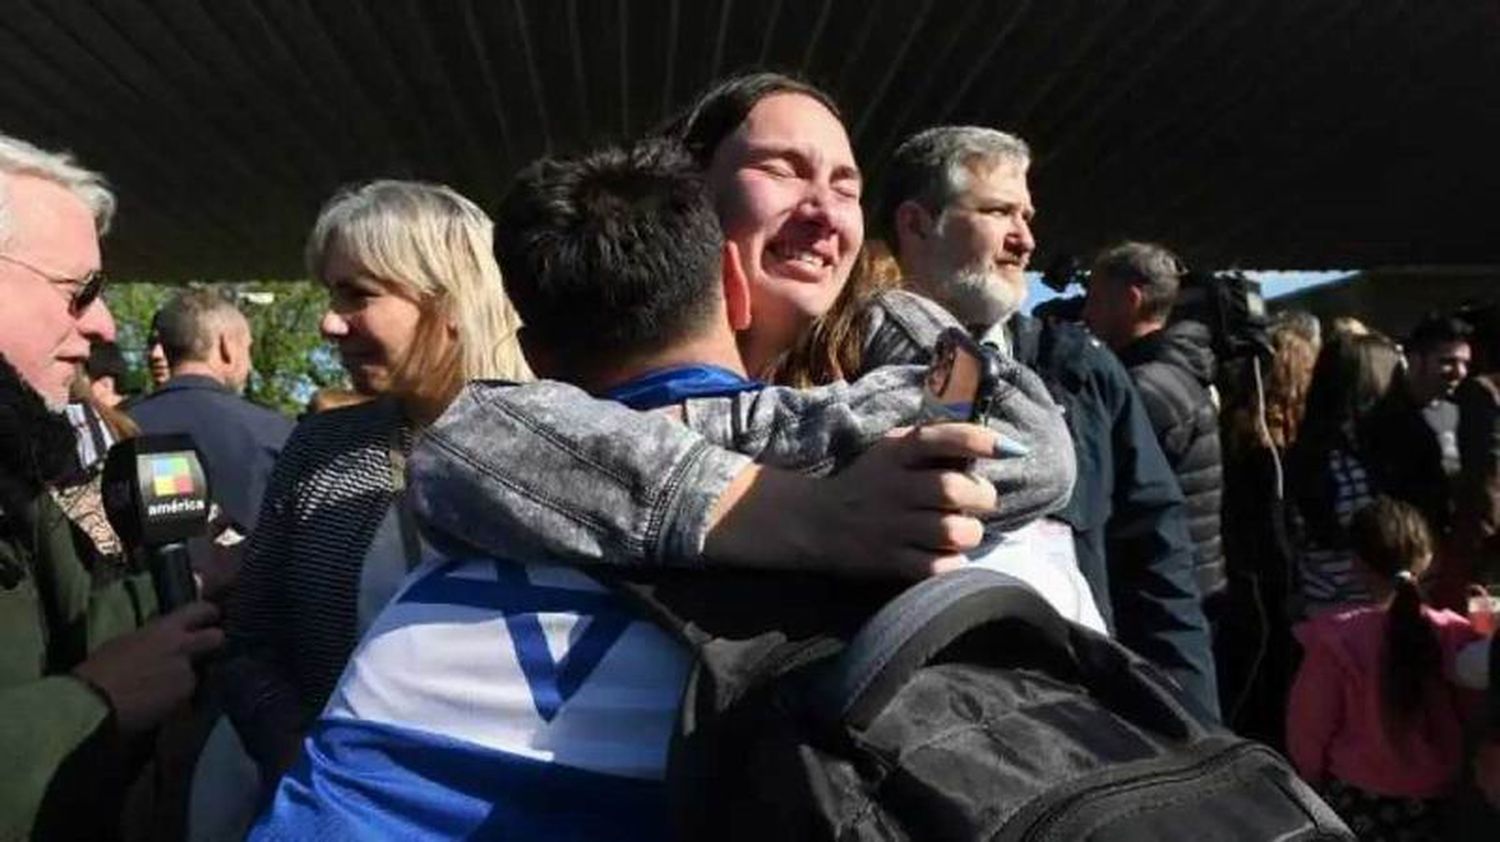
top-left (1298, 448), bottom-right (1375, 614)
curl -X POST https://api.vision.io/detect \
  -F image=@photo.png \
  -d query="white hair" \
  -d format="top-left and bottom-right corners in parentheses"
top-left (0, 133), bottom-right (115, 248)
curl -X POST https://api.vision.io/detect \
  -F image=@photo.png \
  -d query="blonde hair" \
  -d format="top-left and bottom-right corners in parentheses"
top-left (307, 180), bottom-right (530, 421)
top-left (1224, 324), bottom-right (1318, 456)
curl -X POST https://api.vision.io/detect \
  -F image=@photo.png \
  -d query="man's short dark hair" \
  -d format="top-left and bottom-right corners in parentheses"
top-left (1405, 313), bottom-right (1473, 356)
top-left (495, 137), bottom-right (724, 373)
top-left (1090, 241), bottom-right (1184, 323)
top-left (669, 72), bottom-right (842, 169)
top-left (152, 290), bottom-right (242, 366)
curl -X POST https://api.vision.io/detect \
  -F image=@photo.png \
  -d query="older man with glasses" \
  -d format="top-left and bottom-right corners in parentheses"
top-left (0, 132), bottom-right (223, 840)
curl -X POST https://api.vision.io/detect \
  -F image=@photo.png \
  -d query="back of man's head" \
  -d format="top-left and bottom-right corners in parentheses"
top-left (495, 138), bottom-right (725, 381)
top-left (877, 125), bottom-right (1031, 253)
top-left (153, 290), bottom-right (248, 370)
top-left (1089, 241), bottom-right (1183, 324)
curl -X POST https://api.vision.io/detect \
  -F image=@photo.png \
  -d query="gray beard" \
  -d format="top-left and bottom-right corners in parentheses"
top-left (935, 267), bottom-right (1024, 330)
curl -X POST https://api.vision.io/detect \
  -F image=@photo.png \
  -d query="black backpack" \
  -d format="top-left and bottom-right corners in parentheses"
top-left (609, 566), bottom-right (1352, 841)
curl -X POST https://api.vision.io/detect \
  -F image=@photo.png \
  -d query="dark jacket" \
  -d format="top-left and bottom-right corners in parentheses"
top-left (1116, 320), bottom-right (1226, 598)
top-left (0, 356), bottom-right (156, 840)
top-left (1362, 389), bottom-right (1453, 536)
top-left (1438, 374), bottom-right (1500, 604)
top-left (129, 375), bottom-right (294, 531)
top-left (1010, 314), bottom-right (1219, 719)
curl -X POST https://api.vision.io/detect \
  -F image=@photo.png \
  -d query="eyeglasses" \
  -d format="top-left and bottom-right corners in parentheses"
top-left (0, 253), bottom-right (107, 316)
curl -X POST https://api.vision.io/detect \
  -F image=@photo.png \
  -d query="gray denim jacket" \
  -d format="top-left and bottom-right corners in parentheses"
top-left (408, 289), bottom-right (1075, 567)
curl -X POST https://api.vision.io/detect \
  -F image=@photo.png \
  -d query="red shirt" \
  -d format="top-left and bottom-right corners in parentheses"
top-left (1287, 605), bottom-right (1481, 798)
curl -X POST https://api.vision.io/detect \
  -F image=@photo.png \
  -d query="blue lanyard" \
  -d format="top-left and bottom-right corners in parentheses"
top-left (603, 364), bottom-right (763, 411)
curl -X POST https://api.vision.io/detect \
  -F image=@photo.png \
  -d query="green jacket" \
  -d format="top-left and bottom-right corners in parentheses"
top-left (0, 487), bottom-right (156, 840)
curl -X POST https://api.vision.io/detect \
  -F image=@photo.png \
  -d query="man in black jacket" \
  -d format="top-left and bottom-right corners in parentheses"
top-left (1083, 242), bottom-right (1225, 603)
top-left (1364, 314), bottom-right (1474, 539)
top-left (880, 126), bottom-right (1218, 718)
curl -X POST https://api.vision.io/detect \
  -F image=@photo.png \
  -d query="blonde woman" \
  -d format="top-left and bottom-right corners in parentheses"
top-left (221, 181), bottom-right (529, 779)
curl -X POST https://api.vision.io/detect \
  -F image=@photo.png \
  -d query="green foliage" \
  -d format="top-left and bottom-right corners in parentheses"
top-left (104, 280), bottom-right (347, 415)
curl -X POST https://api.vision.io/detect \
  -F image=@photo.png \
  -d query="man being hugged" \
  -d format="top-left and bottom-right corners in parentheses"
top-left (252, 138), bottom-right (1028, 839)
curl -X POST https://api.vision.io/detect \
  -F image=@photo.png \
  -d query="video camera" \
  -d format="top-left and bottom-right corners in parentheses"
top-left (1035, 255), bottom-right (1271, 362)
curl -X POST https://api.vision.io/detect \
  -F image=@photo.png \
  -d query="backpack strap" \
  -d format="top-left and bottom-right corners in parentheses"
top-left (815, 566), bottom-right (1075, 731)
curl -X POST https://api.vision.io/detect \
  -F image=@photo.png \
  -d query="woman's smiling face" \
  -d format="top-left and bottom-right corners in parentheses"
top-left (706, 92), bottom-right (864, 371)
top-left (318, 243), bottom-right (426, 396)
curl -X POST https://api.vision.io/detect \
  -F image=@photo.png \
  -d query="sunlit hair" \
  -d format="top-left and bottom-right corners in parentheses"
top-left (1271, 309), bottom-right (1321, 354)
top-left (306, 180), bottom-right (530, 422)
top-left (0, 132), bottom-right (115, 248)
top-left (1327, 315), bottom-right (1370, 342)
top-left (1223, 324), bottom-right (1318, 456)
top-left (766, 239), bottom-right (903, 386)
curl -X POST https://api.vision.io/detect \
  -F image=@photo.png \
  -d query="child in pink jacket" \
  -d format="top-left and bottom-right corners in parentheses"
top-left (1288, 496), bottom-right (1483, 840)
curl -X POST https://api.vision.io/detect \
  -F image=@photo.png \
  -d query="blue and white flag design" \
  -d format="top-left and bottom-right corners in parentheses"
top-left (251, 557), bottom-right (692, 841)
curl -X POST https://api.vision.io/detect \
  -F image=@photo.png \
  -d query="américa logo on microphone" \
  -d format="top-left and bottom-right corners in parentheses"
top-left (145, 454), bottom-right (206, 517)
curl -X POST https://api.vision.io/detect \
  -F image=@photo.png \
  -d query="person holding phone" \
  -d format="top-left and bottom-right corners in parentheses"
top-left (919, 328), bottom-right (1107, 631)
top-left (876, 125), bottom-right (1217, 718)
top-left (399, 72), bottom-right (1077, 581)
top-left (250, 137), bottom-right (1043, 840)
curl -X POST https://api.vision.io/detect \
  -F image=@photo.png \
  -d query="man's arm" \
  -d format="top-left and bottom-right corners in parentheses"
top-left (0, 675), bottom-right (115, 838)
top-left (682, 363), bottom-right (1075, 530)
top-left (1, 498), bottom-right (217, 839)
top-left (1099, 359), bottom-right (1220, 719)
top-left (408, 381), bottom-right (1013, 574)
top-left (703, 424), bottom-right (1001, 577)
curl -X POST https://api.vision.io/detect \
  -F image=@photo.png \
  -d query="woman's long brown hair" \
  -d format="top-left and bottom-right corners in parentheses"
top-left (764, 240), bottom-right (904, 387)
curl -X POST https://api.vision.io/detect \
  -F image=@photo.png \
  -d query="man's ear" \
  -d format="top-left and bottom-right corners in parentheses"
top-left (894, 200), bottom-right (935, 251)
top-left (1125, 284), bottom-right (1145, 319)
top-left (722, 240), bottom-right (752, 331)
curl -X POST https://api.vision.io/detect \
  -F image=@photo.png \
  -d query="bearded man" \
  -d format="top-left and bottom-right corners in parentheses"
top-left (876, 126), bottom-right (1218, 718)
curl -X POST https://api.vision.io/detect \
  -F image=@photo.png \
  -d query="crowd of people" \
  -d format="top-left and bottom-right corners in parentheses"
top-left (1, 69), bottom-right (1497, 841)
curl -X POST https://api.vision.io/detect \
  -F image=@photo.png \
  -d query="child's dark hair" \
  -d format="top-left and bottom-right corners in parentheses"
top-left (1348, 496), bottom-right (1439, 723)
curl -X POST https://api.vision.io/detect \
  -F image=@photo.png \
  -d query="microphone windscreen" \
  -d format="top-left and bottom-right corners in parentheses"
top-left (102, 434), bottom-right (212, 550)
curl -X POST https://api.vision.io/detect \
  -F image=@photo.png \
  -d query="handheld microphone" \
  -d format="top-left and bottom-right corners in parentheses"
top-left (102, 434), bottom-right (211, 612)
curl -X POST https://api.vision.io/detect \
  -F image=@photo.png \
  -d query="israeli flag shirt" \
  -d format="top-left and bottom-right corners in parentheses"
top-left (250, 366), bottom-right (759, 841)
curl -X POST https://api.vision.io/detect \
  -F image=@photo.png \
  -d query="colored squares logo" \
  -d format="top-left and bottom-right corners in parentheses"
top-left (150, 456), bottom-right (195, 497)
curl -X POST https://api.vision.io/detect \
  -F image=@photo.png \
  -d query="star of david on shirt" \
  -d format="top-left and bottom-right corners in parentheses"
top-left (398, 560), bottom-right (633, 722)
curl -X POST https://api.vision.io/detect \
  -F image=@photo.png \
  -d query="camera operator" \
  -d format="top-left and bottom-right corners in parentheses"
top-left (1082, 242), bottom-right (1225, 606)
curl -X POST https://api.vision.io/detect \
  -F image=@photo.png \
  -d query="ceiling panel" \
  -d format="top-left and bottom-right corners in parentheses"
top-left (0, 0), bottom-right (1494, 280)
